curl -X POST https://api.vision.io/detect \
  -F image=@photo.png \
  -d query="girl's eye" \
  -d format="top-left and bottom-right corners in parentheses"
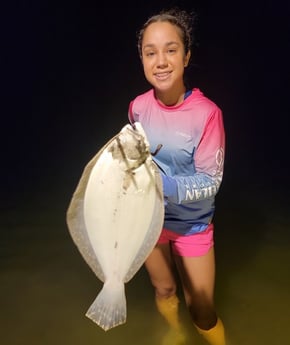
top-left (168, 49), bottom-right (176, 54)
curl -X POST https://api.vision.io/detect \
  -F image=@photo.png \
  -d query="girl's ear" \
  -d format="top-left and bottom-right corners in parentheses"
top-left (184, 51), bottom-right (191, 67)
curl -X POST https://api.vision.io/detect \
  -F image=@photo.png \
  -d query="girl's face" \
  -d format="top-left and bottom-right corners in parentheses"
top-left (141, 21), bottom-right (190, 97)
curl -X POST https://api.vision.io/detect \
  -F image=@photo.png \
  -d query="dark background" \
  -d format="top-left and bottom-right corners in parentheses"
top-left (1, 2), bottom-right (290, 344)
top-left (2, 0), bottom-right (290, 212)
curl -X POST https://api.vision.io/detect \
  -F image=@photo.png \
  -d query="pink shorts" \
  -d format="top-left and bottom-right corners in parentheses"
top-left (157, 223), bottom-right (214, 257)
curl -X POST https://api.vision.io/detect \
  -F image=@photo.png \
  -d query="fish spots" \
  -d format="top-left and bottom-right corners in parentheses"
top-left (122, 171), bottom-right (136, 190)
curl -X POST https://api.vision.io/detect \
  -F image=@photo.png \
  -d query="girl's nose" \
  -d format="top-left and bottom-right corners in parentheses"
top-left (156, 53), bottom-right (168, 67)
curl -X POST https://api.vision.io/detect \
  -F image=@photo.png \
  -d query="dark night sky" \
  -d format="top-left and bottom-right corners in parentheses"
top-left (2, 0), bottom-right (290, 210)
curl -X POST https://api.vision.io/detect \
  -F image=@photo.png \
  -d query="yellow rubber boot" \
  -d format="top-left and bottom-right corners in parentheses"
top-left (155, 295), bottom-right (186, 345)
top-left (195, 318), bottom-right (226, 345)
top-left (155, 294), bottom-right (181, 329)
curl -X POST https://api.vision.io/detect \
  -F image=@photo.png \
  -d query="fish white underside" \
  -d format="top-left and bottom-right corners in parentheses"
top-left (66, 122), bottom-right (164, 331)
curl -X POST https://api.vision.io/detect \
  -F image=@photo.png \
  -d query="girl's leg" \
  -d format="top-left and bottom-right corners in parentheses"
top-left (174, 247), bottom-right (226, 345)
top-left (145, 243), bottom-right (186, 344)
top-left (145, 243), bottom-right (180, 328)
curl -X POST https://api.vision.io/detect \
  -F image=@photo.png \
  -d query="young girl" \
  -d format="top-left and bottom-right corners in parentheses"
top-left (128, 8), bottom-right (226, 345)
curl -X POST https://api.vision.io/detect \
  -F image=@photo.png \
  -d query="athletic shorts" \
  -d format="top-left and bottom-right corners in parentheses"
top-left (157, 223), bottom-right (214, 257)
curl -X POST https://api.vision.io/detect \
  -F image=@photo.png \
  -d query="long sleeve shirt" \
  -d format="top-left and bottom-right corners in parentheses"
top-left (128, 88), bottom-right (225, 235)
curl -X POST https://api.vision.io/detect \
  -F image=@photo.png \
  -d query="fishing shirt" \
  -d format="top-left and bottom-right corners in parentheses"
top-left (128, 88), bottom-right (225, 235)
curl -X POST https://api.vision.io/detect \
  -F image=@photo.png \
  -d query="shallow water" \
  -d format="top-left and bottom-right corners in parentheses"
top-left (1, 182), bottom-right (289, 345)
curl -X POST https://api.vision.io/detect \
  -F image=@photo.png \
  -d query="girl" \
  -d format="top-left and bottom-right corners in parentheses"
top-left (129, 8), bottom-right (226, 345)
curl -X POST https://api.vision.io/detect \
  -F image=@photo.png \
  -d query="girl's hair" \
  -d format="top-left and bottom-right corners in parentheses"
top-left (137, 7), bottom-right (197, 59)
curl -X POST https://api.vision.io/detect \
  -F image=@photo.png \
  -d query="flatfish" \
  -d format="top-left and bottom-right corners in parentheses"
top-left (66, 122), bottom-right (164, 331)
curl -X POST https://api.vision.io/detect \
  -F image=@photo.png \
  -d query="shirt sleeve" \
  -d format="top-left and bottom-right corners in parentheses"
top-left (168, 107), bottom-right (225, 204)
top-left (128, 100), bottom-right (136, 124)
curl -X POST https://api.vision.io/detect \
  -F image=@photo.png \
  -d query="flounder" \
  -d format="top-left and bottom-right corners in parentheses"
top-left (66, 122), bottom-right (164, 331)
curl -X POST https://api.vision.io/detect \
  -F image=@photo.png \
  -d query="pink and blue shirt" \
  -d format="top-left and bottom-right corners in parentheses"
top-left (128, 88), bottom-right (225, 235)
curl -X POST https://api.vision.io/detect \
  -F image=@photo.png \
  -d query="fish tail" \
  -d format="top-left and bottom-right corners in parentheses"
top-left (85, 280), bottom-right (126, 331)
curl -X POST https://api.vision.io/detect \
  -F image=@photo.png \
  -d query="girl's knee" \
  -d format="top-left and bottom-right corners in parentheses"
top-left (154, 284), bottom-right (177, 299)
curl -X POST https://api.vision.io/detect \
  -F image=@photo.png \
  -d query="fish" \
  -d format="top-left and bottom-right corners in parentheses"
top-left (66, 121), bottom-right (164, 331)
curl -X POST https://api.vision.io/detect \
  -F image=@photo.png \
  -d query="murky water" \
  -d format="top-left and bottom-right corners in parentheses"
top-left (1, 182), bottom-right (289, 345)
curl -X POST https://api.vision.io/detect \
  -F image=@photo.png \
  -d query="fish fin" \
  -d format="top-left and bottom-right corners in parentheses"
top-left (85, 280), bottom-right (126, 331)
